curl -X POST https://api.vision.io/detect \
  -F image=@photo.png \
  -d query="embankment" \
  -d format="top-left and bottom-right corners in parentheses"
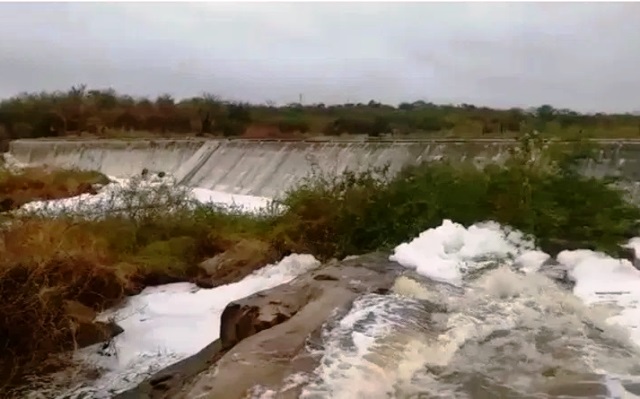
top-left (9, 138), bottom-right (640, 198)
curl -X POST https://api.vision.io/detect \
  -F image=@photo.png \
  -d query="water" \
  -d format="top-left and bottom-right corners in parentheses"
top-left (247, 220), bottom-right (640, 399)
top-left (290, 268), bottom-right (640, 399)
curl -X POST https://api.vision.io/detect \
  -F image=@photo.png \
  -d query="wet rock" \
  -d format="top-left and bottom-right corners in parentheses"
top-left (616, 244), bottom-right (640, 271)
top-left (198, 239), bottom-right (275, 286)
top-left (114, 253), bottom-right (404, 399)
top-left (76, 182), bottom-right (98, 196)
top-left (541, 239), bottom-right (596, 258)
top-left (114, 340), bottom-right (225, 399)
top-left (175, 253), bottom-right (403, 399)
top-left (538, 258), bottom-right (575, 290)
top-left (540, 373), bottom-right (611, 397)
top-left (65, 300), bottom-right (123, 349)
top-left (219, 283), bottom-right (318, 350)
top-left (615, 245), bottom-right (636, 264)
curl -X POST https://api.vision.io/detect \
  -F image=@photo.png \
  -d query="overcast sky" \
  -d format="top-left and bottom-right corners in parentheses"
top-left (1, 2), bottom-right (639, 112)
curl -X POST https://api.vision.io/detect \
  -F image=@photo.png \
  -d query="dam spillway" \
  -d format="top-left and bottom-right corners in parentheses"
top-left (8, 138), bottom-right (640, 198)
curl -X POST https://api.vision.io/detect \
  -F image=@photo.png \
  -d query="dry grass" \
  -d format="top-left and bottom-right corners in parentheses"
top-left (0, 167), bottom-right (110, 211)
top-left (0, 171), bottom-right (280, 392)
top-left (0, 213), bottom-right (278, 392)
top-left (0, 219), bottom-right (127, 390)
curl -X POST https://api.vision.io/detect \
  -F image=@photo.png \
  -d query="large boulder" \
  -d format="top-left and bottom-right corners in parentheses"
top-left (65, 300), bottom-right (123, 349)
top-left (197, 239), bottom-right (277, 286)
top-left (115, 253), bottom-right (403, 399)
top-left (178, 253), bottom-right (402, 399)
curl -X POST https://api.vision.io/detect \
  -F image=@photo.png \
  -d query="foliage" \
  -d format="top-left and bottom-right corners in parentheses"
top-left (0, 166), bottom-right (109, 211)
top-left (2, 87), bottom-right (640, 139)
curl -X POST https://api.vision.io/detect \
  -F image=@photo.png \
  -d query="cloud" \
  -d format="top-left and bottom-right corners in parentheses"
top-left (0, 2), bottom-right (639, 112)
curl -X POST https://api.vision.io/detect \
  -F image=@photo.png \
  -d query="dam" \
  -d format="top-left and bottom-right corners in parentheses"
top-left (8, 138), bottom-right (640, 198)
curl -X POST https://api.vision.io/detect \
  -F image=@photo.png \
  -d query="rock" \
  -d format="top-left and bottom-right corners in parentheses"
top-left (538, 373), bottom-right (612, 397)
top-left (114, 253), bottom-right (404, 399)
top-left (177, 253), bottom-right (404, 399)
top-left (541, 238), bottom-right (596, 258)
top-left (0, 197), bottom-right (14, 212)
top-left (538, 258), bottom-right (575, 290)
top-left (198, 239), bottom-right (275, 286)
top-left (77, 182), bottom-right (98, 196)
top-left (64, 300), bottom-right (123, 349)
top-left (219, 282), bottom-right (319, 350)
top-left (615, 244), bottom-right (640, 271)
top-left (114, 340), bottom-right (225, 399)
top-left (615, 245), bottom-right (636, 263)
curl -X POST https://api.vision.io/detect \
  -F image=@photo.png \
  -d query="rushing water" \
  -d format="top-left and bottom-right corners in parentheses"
top-left (292, 269), bottom-right (640, 399)
top-left (244, 221), bottom-right (640, 399)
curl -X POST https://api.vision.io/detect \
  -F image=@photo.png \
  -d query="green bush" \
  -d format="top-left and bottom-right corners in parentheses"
top-left (278, 117), bottom-right (310, 134)
top-left (218, 118), bottom-right (246, 137)
top-left (274, 134), bottom-right (640, 259)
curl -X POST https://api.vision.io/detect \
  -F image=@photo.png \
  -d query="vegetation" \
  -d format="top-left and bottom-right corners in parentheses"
top-left (1, 86), bottom-right (640, 141)
top-left (1, 133), bottom-right (639, 394)
top-left (0, 166), bottom-right (109, 212)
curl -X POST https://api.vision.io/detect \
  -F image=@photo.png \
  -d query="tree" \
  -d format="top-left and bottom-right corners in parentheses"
top-left (226, 103), bottom-right (252, 123)
top-left (536, 104), bottom-right (556, 122)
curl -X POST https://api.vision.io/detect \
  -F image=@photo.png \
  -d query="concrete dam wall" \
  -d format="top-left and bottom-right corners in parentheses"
top-left (8, 138), bottom-right (640, 199)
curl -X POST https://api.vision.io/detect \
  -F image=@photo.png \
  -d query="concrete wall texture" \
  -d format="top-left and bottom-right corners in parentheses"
top-left (9, 138), bottom-right (640, 199)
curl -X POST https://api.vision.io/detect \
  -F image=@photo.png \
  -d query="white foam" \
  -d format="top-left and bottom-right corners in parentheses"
top-left (18, 174), bottom-right (276, 217)
top-left (558, 247), bottom-right (640, 347)
top-left (515, 250), bottom-right (551, 274)
top-left (389, 219), bottom-right (535, 285)
top-left (65, 254), bottom-right (320, 397)
top-left (190, 187), bottom-right (275, 214)
top-left (299, 220), bottom-right (640, 397)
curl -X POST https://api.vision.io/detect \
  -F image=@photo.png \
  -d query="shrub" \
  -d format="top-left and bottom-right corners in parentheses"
top-left (218, 118), bottom-right (246, 137)
top-left (274, 133), bottom-right (640, 259)
top-left (278, 118), bottom-right (310, 134)
top-left (0, 167), bottom-right (109, 211)
top-left (226, 103), bottom-right (252, 123)
top-left (0, 219), bottom-right (125, 389)
top-left (324, 117), bottom-right (374, 135)
top-left (417, 114), bottom-right (453, 132)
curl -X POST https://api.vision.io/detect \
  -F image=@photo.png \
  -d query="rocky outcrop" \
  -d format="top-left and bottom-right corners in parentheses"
top-left (116, 253), bottom-right (403, 399)
top-left (65, 300), bottom-right (123, 349)
top-left (177, 253), bottom-right (401, 399)
top-left (197, 239), bottom-right (278, 287)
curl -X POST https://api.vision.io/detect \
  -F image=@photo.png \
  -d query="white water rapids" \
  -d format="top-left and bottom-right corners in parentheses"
top-left (254, 221), bottom-right (640, 399)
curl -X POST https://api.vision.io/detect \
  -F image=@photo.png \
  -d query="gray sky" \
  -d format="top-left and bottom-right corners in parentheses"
top-left (1, 2), bottom-right (639, 113)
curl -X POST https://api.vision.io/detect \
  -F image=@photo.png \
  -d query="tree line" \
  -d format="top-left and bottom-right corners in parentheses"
top-left (1, 85), bottom-right (639, 140)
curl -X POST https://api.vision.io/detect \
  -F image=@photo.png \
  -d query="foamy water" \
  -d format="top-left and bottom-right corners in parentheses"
top-left (18, 173), bottom-right (276, 217)
top-left (36, 254), bottom-right (320, 399)
top-left (253, 220), bottom-right (640, 399)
